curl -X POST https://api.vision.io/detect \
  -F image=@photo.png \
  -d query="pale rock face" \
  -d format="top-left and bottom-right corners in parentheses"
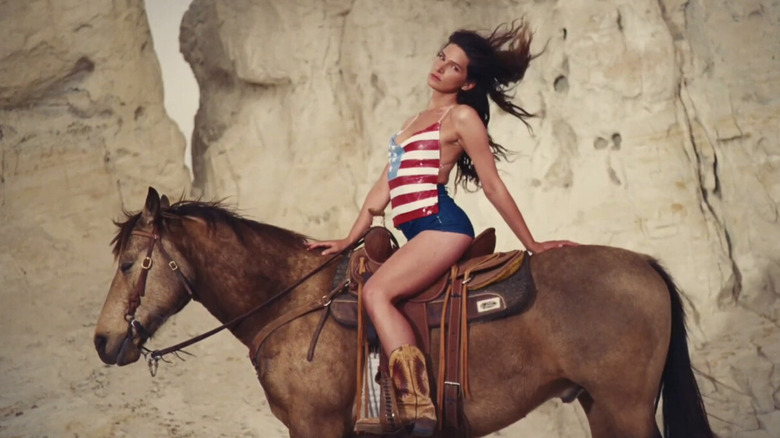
top-left (0, 0), bottom-right (191, 436)
top-left (0, 0), bottom-right (191, 280)
top-left (182, 0), bottom-right (780, 436)
top-left (0, 0), bottom-right (191, 327)
top-left (1, 0), bottom-right (778, 436)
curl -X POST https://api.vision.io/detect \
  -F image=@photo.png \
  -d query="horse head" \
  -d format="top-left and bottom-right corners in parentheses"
top-left (94, 187), bottom-right (193, 365)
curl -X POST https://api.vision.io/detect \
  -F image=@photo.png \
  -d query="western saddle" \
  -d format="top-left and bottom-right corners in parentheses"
top-left (330, 226), bottom-right (535, 435)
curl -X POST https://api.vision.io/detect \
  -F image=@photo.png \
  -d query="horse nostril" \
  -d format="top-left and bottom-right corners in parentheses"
top-left (94, 334), bottom-right (107, 353)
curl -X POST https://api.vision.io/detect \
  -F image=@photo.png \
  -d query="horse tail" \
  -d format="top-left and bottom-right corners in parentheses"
top-left (649, 259), bottom-right (715, 438)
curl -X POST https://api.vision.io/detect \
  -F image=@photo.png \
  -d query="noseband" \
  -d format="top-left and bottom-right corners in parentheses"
top-left (126, 227), bottom-right (195, 345)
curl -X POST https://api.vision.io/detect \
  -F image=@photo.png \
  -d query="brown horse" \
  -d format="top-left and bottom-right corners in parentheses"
top-left (94, 187), bottom-right (715, 438)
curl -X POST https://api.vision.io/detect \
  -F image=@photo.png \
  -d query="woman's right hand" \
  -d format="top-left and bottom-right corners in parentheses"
top-left (306, 238), bottom-right (353, 256)
top-left (528, 239), bottom-right (579, 255)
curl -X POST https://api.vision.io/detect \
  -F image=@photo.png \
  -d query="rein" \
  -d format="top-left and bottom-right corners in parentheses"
top-left (128, 226), bottom-right (361, 376)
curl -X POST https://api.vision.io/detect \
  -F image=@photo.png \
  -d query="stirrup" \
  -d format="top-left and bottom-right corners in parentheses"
top-left (354, 349), bottom-right (405, 435)
top-left (354, 417), bottom-right (406, 435)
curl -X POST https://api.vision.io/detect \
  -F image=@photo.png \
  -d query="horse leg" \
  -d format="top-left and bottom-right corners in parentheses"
top-left (578, 391), bottom-right (661, 438)
top-left (287, 415), bottom-right (353, 438)
top-left (256, 319), bottom-right (356, 438)
top-left (266, 386), bottom-right (354, 438)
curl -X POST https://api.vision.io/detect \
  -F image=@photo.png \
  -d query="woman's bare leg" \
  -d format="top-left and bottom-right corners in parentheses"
top-left (362, 230), bottom-right (473, 355)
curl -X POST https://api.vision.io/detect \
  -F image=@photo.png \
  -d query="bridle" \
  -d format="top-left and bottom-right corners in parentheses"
top-left (126, 227), bottom-right (195, 349)
top-left (124, 223), bottom-right (357, 376)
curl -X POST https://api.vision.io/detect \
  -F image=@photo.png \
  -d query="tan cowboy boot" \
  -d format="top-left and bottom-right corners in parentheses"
top-left (389, 344), bottom-right (437, 436)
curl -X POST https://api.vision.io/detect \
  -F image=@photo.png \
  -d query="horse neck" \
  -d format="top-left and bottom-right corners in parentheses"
top-left (174, 220), bottom-right (330, 346)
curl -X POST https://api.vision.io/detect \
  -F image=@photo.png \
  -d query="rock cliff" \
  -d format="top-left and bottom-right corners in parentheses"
top-left (182, 2), bottom-right (780, 433)
top-left (1, 0), bottom-right (778, 436)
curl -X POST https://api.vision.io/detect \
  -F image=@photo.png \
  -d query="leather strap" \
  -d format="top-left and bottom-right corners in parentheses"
top-left (148, 239), bottom-right (357, 364)
top-left (460, 280), bottom-right (471, 398)
top-left (354, 258), bottom-right (368, 422)
top-left (307, 303), bottom-right (331, 362)
top-left (436, 267), bottom-right (455, 424)
top-left (250, 283), bottom-right (345, 367)
top-left (444, 277), bottom-right (464, 430)
top-left (402, 301), bottom-right (430, 352)
top-left (127, 230), bottom-right (158, 317)
top-left (157, 242), bottom-right (195, 297)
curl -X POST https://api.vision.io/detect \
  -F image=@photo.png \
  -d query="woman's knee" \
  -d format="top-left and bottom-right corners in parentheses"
top-left (362, 282), bottom-right (394, 315)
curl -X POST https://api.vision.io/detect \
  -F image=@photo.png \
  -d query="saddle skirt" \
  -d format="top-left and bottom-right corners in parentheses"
top-left (330, 227), bottom-right (536, 351)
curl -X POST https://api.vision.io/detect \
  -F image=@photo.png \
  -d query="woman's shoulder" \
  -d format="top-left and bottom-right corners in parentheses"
top-left (447, 104), bottom-right (484, 133)
top-left (450, 104), bottom-right (478, 118)
top-left (449, 104), bottom-right (481, 124)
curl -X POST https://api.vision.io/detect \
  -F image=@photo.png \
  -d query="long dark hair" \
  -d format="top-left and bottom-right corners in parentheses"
top-left (447, 20), bottom-right (536, 190)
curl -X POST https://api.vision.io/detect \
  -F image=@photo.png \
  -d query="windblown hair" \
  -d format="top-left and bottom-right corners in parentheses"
top-left (447, 20), bottom-right (536, 190)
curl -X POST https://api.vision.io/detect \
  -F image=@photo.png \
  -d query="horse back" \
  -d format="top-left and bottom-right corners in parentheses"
top-left (526, 245), bottom-right (672, 380)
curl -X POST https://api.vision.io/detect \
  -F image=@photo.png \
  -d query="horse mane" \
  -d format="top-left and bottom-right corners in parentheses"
top-left (111, 199), bottom-right (308, 258)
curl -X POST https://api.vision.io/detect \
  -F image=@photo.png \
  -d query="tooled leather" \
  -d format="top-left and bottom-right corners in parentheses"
top-left (331, 251), bottom-right (534, 332)
top-left (390, 346), bottom-right (436, 422)
top-left (391, 354), bottom-right (412, 399)
top-left (413, 354), bottom-right (431, 398)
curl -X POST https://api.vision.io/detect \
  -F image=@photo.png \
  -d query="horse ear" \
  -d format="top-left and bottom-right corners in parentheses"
top-left (160, 194), bottom-right (170, 209)
top-left (141, 187), bottom-right (161, 226)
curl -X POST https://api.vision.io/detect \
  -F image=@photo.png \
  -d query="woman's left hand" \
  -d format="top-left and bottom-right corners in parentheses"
top-left (529, 240), bottom-right (579, 254)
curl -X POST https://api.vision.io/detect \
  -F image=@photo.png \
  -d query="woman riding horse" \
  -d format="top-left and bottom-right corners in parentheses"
top-left (307, 21), bottom-right (577, 435)
top-left (95, 20), bottom-right (715, 438)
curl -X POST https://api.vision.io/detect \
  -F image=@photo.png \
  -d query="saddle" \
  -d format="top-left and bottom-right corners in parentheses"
top-left (330, 226), bottom-right (536, 434)
top-left (332, 228), bottom-right (534, 348)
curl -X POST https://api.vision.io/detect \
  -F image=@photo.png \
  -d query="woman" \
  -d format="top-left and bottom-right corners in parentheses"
top-left (308, 21), bottom-right (577, 436)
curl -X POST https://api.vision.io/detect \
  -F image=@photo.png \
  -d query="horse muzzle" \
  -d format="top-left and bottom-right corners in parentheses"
top-left (94, 330), bottom-right (143, 366)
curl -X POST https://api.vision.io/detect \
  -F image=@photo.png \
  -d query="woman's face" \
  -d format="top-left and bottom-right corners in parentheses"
top-left (428, 43), bottom-right (473, 93)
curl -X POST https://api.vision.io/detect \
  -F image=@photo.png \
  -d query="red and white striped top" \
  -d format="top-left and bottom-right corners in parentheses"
top-left (387, 122), bottom-right (442, 227)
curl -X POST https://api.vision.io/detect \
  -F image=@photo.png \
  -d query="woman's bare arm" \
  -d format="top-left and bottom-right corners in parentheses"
top-left (452, 105), bottom-right (577, 254)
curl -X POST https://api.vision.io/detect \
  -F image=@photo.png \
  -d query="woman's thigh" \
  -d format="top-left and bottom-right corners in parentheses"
top-left (365, 230), bottom-right (473, 301)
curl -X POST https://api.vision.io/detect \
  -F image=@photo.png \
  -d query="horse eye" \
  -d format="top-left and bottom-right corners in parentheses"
top-left (120, 261), bottom-right (134, 273)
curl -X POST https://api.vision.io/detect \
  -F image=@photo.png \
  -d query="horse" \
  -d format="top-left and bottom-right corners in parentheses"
top-left (94, 187), bottom-right (715, 438)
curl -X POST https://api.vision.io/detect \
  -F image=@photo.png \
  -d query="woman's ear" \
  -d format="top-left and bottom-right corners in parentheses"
top-left (461, 81), bottom-right (476, 92)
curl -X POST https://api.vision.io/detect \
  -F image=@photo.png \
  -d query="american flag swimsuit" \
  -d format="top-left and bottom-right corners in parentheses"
top-left (387, 121), bottom-right (443, 228)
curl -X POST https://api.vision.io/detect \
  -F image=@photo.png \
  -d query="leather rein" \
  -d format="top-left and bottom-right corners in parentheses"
top-left (126, 225), bottom-right (357, 376)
